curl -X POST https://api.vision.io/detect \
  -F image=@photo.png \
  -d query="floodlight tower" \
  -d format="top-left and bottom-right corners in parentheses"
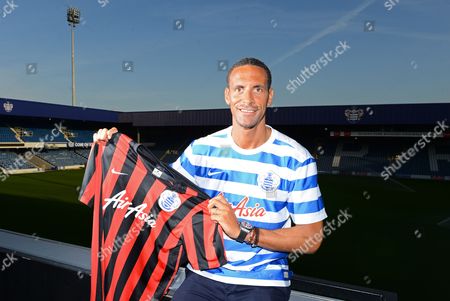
top-left (67, 7), bottom-right (80, 106)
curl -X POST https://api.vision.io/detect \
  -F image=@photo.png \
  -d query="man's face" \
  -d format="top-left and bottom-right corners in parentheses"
top-left (225, 65), bottom-right (273, 129)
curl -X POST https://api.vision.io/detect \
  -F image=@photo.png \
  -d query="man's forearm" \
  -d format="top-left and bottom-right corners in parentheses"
top-left (254, 222), bottom-right (323, 253)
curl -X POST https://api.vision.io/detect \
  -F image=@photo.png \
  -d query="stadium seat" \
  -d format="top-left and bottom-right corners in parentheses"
top-left (0, 151), bottom-right (35, 170)
top-left (36, 149), bottom-right (87, 167)
top-left (0, 126), bottom-right (20, 143)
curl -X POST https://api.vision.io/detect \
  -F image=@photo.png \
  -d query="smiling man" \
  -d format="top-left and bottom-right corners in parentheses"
top-left (93, 57), bottom-right (327, 301)
top-left (170, 57), bottom-right (327, 301)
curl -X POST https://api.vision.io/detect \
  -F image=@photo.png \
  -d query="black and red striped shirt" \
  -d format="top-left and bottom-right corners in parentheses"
top-left (79, 133), bottom-right (226, 301)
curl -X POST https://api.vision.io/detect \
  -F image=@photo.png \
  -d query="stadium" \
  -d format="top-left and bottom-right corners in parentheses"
top-left (1, 1), bottom-right (450, 301)
top-left (1, 97), bottom-right (449, 301)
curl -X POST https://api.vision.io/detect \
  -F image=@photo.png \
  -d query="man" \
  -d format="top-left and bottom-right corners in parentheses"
top-left (94, 58), bottom-right (327, 301)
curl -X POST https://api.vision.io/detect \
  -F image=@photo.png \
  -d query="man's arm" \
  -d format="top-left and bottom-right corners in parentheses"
top-left (208, 195), bottom-right (324, 254)
top-left (254, 222), bottom-right (323, 253)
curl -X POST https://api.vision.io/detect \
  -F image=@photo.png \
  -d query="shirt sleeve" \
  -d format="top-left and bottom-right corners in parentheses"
top-left (287, 156), bottom-right (327, 224)
top-left (78, 143), bottom-right (101, 208)
top-left (181, 207), bottom-right (227, 270)
top-left (170, 142), bottom-right (199, 185)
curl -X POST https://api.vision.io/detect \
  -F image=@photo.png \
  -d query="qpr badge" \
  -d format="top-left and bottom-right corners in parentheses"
top-left (158, 190), bottom-right (181, 212)
top-left (3, 101), bottom-right (13, 113)
top-left (257, 171), bottom-right (280, 193)
top-left (344, 107), bottom-right (364, 124)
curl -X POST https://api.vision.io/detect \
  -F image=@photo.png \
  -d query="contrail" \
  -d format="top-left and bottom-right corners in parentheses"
top-left (271, 0), bottom-right (375, 67)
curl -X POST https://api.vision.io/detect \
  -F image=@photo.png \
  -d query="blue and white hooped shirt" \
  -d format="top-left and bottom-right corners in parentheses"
top-left (171, 126), bottom-right (327, 287)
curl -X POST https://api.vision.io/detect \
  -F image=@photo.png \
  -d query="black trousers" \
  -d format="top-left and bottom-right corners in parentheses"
top-left (172, 270), bottom-right (291, 301)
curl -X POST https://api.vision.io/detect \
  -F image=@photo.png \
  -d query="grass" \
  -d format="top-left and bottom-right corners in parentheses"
top-left (297, 174), bottom-right (450, 301)
top-left (1, 170), bottom-right (449, 300)
top-left (0, 170), bottom-right (92, 246)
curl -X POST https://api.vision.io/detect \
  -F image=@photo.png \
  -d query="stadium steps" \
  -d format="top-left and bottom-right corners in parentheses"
top-left (27, 154), bottom-right (54, 169)
top-left (8, 126), bottom-right (24, 143)
top-left (62, 132), bottom-right (71, 141)
top-left (59, 126), bottom-right (73, 142)
top-left (11, 126), bottom-right (30, 142)
top-left (332, 141), bottom-right (343, 168)
top-left (428, 145), bottom-right (439, 172)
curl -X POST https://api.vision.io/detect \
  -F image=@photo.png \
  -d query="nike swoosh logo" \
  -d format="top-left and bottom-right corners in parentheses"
top-left (207, 170), bottom-right (223, 176)
top-left (111, 168), bottom-right (128, 176)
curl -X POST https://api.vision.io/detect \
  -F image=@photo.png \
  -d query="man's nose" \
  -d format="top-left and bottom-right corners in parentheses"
top-left (241, 88), bottom-right (254, 102)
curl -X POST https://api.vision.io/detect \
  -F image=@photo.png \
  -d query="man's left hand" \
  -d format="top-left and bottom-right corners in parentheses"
top-left (208, 193), bottom-right (240, 239)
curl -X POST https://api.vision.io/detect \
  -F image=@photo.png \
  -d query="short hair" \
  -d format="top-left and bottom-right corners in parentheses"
top-left (226, 57), bottom-right (272, 89)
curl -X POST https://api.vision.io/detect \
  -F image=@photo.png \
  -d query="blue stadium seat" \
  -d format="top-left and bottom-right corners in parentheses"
top-left (66, 130), bottom-right (94, 143)
top-left (74, 149), bottom-right (91, 159)
top-left (0, 126), bottom-right (20, 143)
top-left (36, 150), bottom-right (87, 167)
top-left (0, 151), bottom-right (35, 170)
top-left (18, 127), bottom-right (68, 143)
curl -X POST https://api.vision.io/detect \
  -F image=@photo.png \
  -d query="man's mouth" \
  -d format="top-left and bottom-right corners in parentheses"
top-left (238, 108), bottom-right (257, 113)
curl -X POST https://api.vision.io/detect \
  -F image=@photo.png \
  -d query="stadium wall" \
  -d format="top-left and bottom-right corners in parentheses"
top-left (2, 97), bottom-right (448, 127)
top-left (119, 103), bottom-right (450, 126)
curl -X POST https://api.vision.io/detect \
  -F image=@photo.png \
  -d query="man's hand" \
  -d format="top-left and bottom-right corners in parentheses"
top-left (93, 127), bottom-right (118, 143)
top-left (208, 193), bottom-right (240, 239)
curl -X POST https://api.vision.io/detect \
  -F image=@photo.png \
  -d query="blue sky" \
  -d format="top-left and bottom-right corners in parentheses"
top-left (0, 0), bottom-right (449, 111)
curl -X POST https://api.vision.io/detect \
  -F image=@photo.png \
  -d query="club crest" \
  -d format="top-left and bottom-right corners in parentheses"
top-left (158, 190), bottom-right (181, 212)
top-left (257, 171), bottom-right (280, 192)
top-left (3, 101), bottom-right (13, 113)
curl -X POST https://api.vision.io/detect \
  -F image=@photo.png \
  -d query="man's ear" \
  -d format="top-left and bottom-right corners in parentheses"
top-left (268, 88), bottom-right (274, 107)
top-left (224, 87), bottom-right (231, 106)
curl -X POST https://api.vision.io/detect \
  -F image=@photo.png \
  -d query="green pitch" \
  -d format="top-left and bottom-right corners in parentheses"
top-left (0, 170), bottom-right (449, 300)
top-left (0, 169), bottom-right (92, 246)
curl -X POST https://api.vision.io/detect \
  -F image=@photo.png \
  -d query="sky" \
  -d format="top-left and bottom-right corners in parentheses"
top-left (0, 0), bottom-right (449, 112)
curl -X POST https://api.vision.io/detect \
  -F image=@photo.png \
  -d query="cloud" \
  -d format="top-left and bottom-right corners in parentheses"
top-left (270, 0), bottom-right (376, 67)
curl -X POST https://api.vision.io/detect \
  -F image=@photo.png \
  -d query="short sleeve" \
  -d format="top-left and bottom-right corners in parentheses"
top-left (287, 157), bottom-right (327, 224)
top-left (170, 142), bottom-right (199, 185)
top-left (78, 143), bottom-right (100, 207)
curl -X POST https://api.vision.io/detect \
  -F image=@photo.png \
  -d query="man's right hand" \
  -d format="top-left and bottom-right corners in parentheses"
top-left (93, 127), bottom-right (118, 143)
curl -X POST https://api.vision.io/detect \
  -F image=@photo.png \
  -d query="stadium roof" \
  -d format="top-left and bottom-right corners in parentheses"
top-left (2, 97), bottom-right (448, 126)
top-left (0, 98), bottom-right (119, 123)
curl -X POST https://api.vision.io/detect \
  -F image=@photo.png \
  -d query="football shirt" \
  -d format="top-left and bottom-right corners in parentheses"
top-left (79, 133), bottom-right (226, 301)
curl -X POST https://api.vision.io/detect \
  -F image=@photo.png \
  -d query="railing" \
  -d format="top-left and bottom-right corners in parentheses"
top-left (0, 229), bottom-right (397, 301)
